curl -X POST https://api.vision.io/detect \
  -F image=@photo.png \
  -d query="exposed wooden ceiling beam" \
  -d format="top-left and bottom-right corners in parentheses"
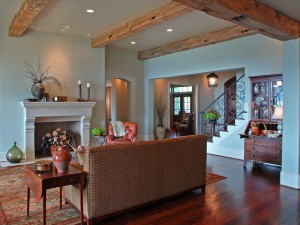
top-left (139, 26), bottom-right (257, 60)
top-left (91, 2), bottom-right (192, 48)
top-left (173, 0), bottom-right (300, 41)
top-left (9, 0), bottom-right (48, 37)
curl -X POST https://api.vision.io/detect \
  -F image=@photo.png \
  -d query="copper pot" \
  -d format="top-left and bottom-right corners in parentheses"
top-left (251, 126), bottom-right (259, 135)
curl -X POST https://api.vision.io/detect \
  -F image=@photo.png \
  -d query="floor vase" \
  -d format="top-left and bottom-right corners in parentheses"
top-left (156, 126), bottom-right (166, 139)
top-left (6, 142), bottom-right (23, 163)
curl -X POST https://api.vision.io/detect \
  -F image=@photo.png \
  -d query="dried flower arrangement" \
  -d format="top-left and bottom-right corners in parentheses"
top-left (23, 57), bottom-right (61, 86)
top-left (155, 95), bottom-right (166, 127)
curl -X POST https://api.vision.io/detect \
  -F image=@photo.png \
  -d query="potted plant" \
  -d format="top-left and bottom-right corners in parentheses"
top-left (204, 109), bottom-right (221, 124)
top-left (91, 127), bottom-right (106, 136)
top-left (23, 57), bottom-right (61, 101)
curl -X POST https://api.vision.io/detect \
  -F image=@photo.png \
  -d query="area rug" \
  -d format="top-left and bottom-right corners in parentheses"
top-left (206, 171), bottom-right (226, 184)
top-left (0, 166), bottom-right (226, 224)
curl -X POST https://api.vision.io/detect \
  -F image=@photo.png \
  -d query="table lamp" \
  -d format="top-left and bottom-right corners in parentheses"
top-left (272, 105), bottom-right (283, 134)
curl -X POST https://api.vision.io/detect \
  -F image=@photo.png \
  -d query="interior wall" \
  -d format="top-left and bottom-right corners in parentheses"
top-left (281, 39), bottom-right (300, 189)
top-left (0, 25), bottom-right (105, 157)
top-left (105, 45), bottom-right (144, 139)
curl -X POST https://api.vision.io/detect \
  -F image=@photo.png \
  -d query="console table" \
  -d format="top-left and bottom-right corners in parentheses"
top-left (240, 132), bottom-right (282, 166)
top-left (26, 164), bottom-right (85, 225)
top-left (240, 121), bottom-right (282, 167)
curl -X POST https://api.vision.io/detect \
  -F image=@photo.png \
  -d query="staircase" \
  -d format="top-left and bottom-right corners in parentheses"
top-left (198, 74), bottom-right (248, 159)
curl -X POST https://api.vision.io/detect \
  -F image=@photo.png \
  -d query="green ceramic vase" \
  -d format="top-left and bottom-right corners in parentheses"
top-left (6, 142), bottom-right (23, 163)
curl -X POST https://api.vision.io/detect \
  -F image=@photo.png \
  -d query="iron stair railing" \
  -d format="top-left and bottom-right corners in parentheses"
top-left (199, 74), bottom-right (246, 141)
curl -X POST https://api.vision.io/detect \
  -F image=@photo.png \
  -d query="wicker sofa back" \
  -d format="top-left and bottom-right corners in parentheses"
top-left (65, 135), bottom-right (207, 224)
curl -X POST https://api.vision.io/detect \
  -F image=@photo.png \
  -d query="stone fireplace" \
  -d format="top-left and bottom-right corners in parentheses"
top-left (21, 102), bottom-right (96, 160)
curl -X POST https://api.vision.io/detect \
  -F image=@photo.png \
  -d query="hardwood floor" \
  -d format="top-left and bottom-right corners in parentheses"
top-left (98, 154), bottom-right (299, 225)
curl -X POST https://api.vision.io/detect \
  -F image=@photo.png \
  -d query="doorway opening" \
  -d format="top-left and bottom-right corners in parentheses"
top-left (170, 85), bottom-right (194, 136)
top-left (106, 78), bottom-right (131, 125)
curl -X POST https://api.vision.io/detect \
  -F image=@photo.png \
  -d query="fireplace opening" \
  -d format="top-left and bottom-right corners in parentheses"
top-left (35, 121), bottom-right (81, 158)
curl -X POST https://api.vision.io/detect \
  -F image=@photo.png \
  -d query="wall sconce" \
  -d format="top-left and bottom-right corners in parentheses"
top-left (272, 105), bottom-right (283, 134)
top-left (207, 73), bottom-right (218, 87)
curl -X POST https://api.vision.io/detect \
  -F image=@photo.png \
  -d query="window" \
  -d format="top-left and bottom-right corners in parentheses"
top-left (171, 85), bottom-right (192, 93)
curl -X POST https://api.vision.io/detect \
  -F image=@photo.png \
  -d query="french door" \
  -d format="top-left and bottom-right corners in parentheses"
top-left (172, 94), bottom-right (192, 122)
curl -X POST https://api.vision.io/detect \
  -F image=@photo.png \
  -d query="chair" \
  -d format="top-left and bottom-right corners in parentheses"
top-left (177, 113), bottom-right (193, 135)
top-left (105, 121), bottom-right (138, 144)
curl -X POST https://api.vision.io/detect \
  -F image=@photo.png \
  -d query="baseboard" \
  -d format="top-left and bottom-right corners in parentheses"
top-left (207, 145), bottom-right (243, 160)
top-left (0, 152), bottom-right (6, 161)
top-left (280, 170), bottom-right (300, 189)
top-left (138, 134), bottom-right (154, 141)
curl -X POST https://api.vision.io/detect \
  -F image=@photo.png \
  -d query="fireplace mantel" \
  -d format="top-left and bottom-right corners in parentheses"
top-left (21, 102), bottom-right (96, 160)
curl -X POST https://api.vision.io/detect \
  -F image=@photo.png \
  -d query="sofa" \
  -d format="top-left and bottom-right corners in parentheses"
top-left (65, 135), bottom-right (207, 224)
top-left (105, 121), bottom-right (138, 144)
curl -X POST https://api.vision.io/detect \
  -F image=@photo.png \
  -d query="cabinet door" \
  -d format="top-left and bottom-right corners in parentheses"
top-left (251, 79), bottom-right (270, 121)
top-left (271, 79), bottom-right (283, 109)
top-left (250, 75), bottom-right (283, 121)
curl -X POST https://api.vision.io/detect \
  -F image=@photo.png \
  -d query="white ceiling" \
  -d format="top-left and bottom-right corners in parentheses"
top-left (0, 0), bottom-right (300, 52)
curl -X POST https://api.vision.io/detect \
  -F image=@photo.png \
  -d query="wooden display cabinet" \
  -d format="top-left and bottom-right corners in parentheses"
top-left (241, 74), bottom-right (283, 166)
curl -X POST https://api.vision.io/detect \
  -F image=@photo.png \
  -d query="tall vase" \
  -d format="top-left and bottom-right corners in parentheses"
top-left (31, 81), bottom-right (45, 101)
top-left (52, 145), bottom-right (72, 173)
top-left (6, 142), bottom-right (23, 163)
top-left (156, 126), bottom-right (166, 140)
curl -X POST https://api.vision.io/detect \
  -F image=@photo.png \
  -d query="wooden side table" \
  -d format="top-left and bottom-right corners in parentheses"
top-left (26, 164), bottom-right (85, 225)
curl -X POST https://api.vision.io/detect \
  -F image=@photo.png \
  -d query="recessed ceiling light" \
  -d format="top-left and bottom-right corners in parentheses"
top-left (64, 25), bottom-right (71, 29)
top-left (86, 9), bottom-right (94, 13)
top-left (86, 33), bottom-right (91, 37)
top-left (130, 41), bottom-right (136, 45)
top-left (60, 28), bottom-right (65, 32)
top-left (166, 28), bottom-right (173, 32)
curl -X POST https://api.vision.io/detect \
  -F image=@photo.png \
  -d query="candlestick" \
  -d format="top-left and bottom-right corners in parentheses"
top-left (87, 86), bottom-right (91, 101)
top-left (77, 83), bottom-right (83, 102)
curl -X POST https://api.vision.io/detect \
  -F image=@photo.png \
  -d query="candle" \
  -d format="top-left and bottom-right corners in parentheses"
top-left (78, 80), bottom-right (82, 85)
top-left (87, 83), bottom-right (90, 87)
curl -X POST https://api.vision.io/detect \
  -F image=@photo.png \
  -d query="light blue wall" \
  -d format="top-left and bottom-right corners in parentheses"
top-left (281, 39), bottom-right (300, 188)
top-left (144, 34), bottom-right (283, 136)
top-left (0, 25), bottom-right (106, 158)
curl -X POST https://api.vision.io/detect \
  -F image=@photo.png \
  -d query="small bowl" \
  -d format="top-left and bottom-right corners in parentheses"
top-left (268, 133), bottom-right (280, 138)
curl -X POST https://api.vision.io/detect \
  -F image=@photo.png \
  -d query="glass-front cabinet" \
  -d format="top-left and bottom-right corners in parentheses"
top-left (250, 75), bottom-right (283, 121)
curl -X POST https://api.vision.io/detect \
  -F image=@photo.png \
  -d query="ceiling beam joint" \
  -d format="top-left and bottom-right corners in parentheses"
top-left (173, 0), bottom-right (300, 41)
